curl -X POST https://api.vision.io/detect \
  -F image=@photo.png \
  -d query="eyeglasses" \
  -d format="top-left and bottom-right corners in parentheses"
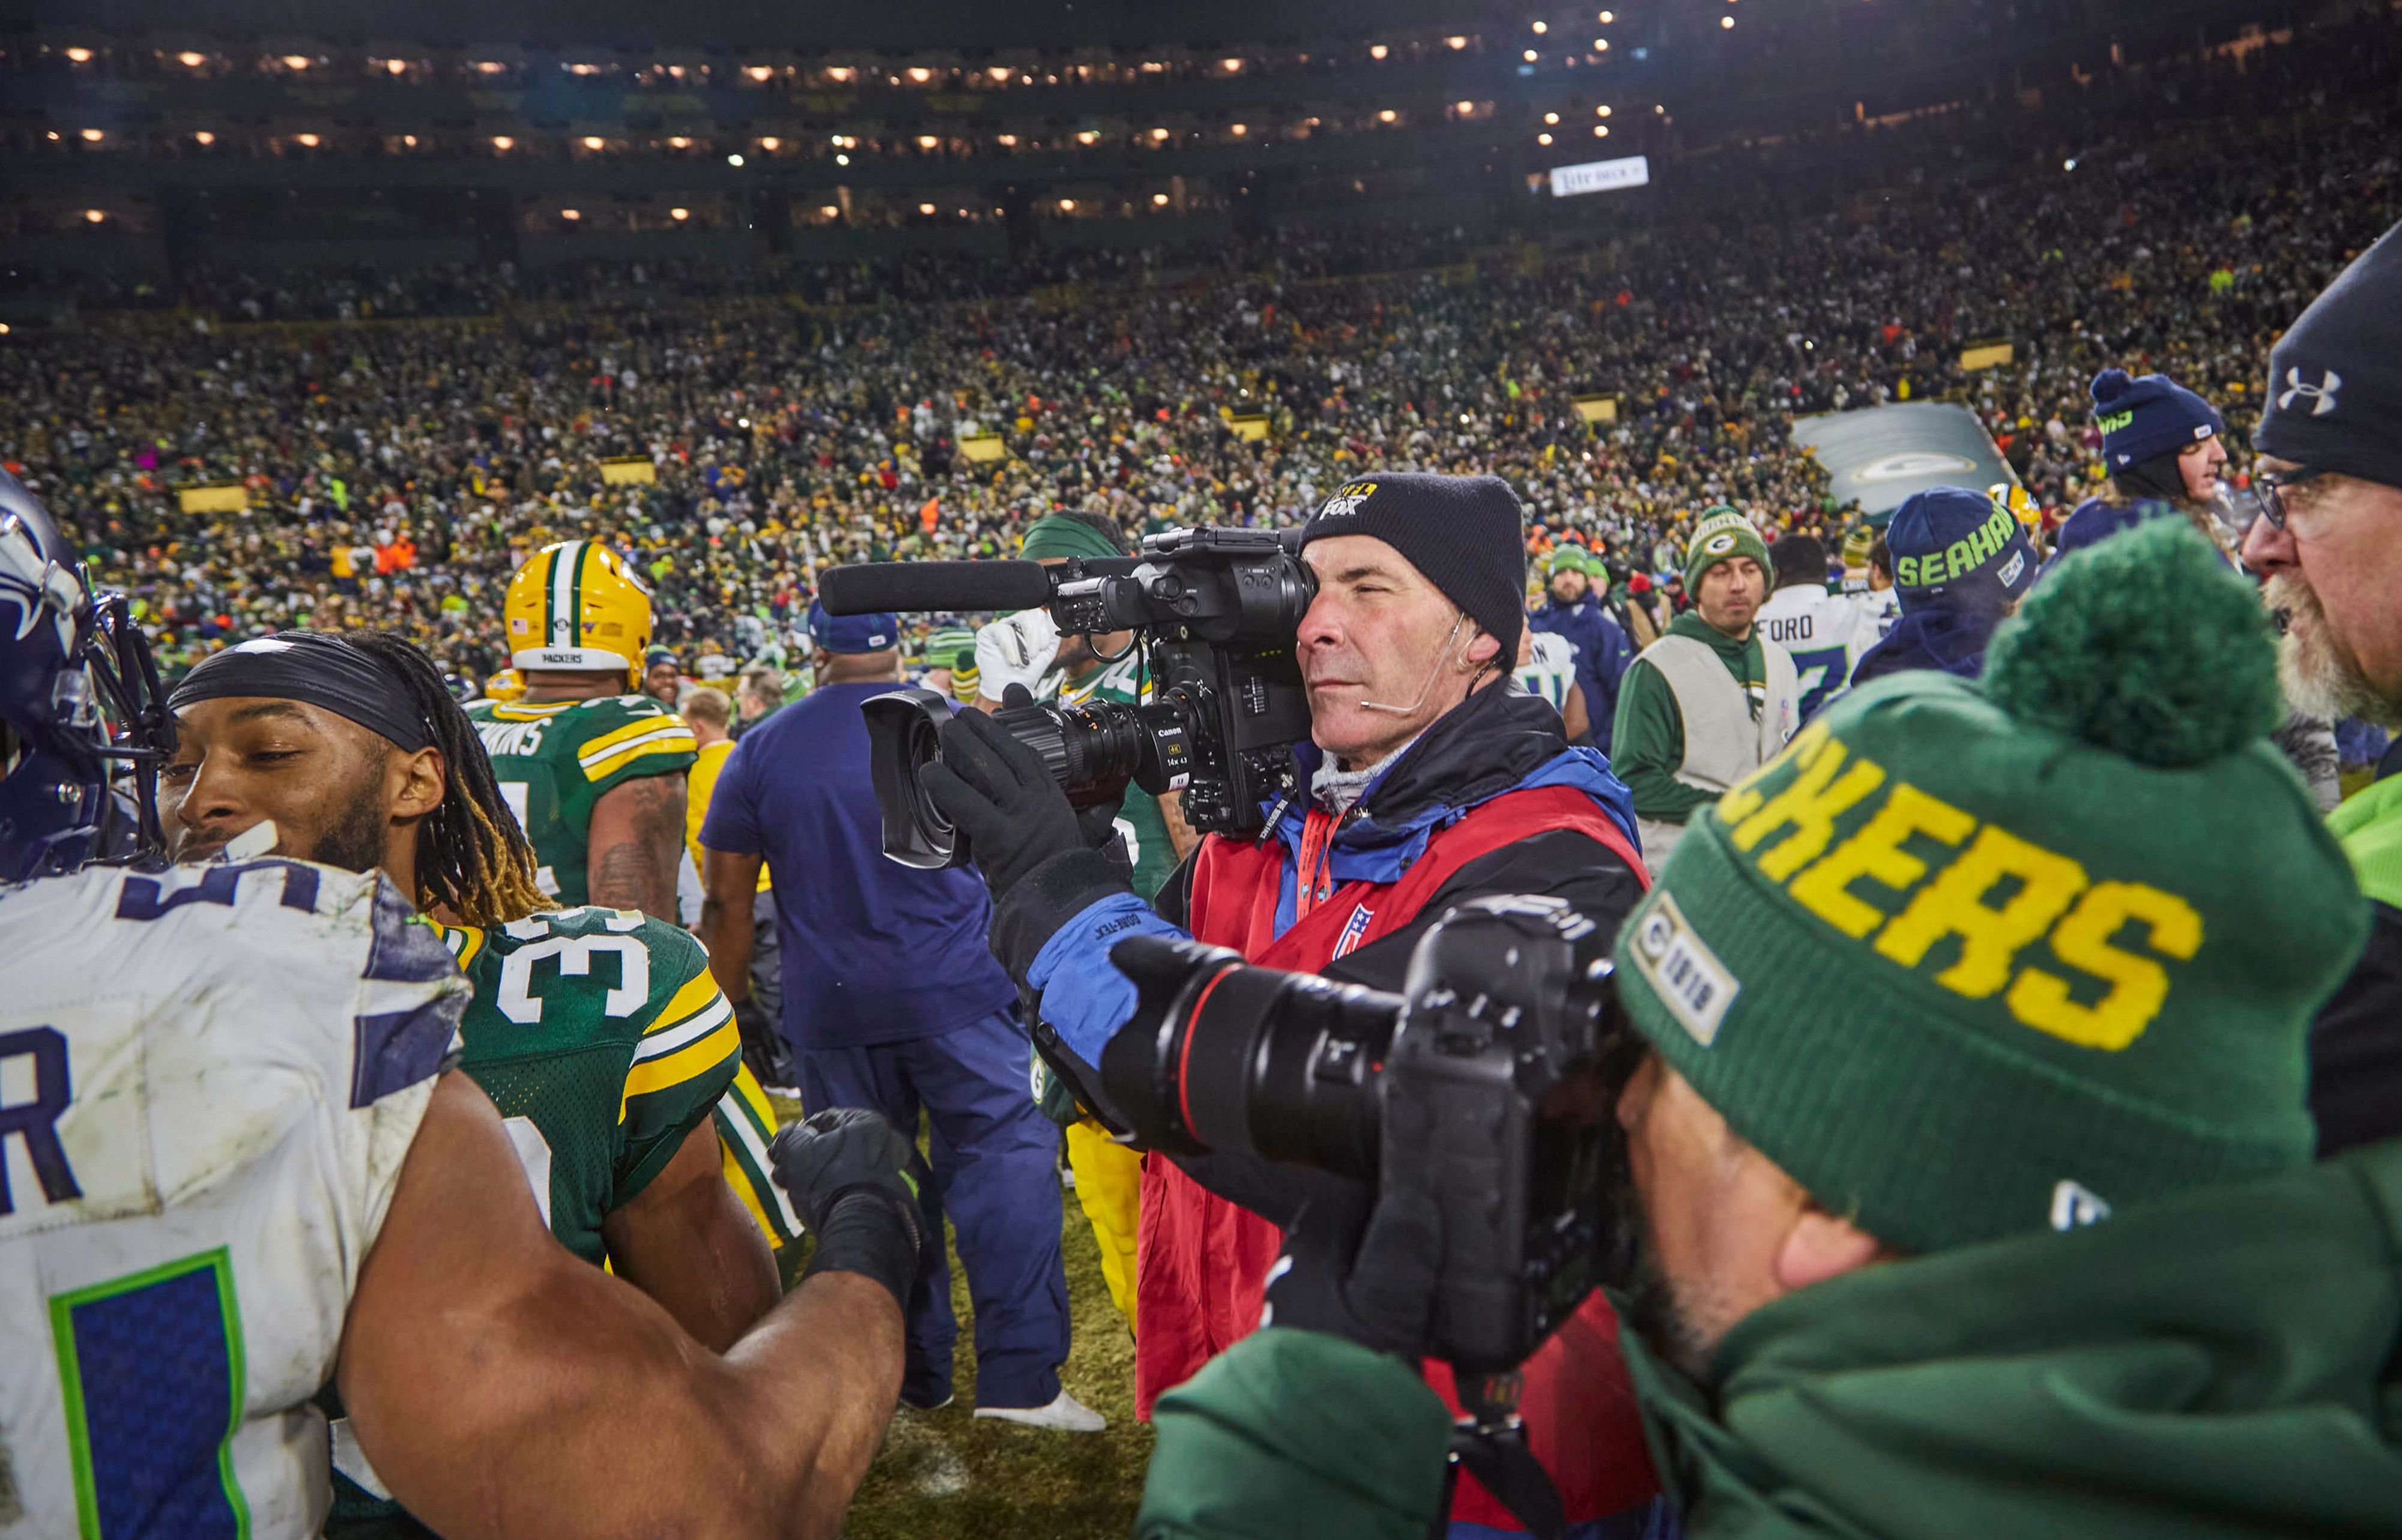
top-left (2243, 466), bottom-right (2328, 533)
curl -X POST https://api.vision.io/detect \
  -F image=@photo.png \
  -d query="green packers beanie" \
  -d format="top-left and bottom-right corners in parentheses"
top-left (1615, 519), bottom-right (2367, 1254)
top-left (1019, 512), bottom-right (1128, 563)
top-left (1683, 507), bottom-right (1774, 597)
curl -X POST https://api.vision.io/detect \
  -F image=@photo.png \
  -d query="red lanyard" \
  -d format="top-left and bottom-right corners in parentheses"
top-left (1293, 807), bottom-right (1339, 922)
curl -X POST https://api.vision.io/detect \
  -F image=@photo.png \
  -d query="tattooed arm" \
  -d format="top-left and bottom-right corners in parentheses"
top-left (588, 770), bottom-right (689, 921)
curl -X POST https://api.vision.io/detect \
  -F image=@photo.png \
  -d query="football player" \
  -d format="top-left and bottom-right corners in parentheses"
top-left (470, 539), bottom-right (696, 921)
top-left (159, 627), bottom-right (809, 1529)
top-left (0, 473), bottom-right (921, 1539)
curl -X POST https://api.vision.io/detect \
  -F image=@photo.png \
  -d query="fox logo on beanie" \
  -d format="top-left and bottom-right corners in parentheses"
top-left (1299, 473), bottom-right (1526, 662)
top-left (2257, 216), bottom-right (2402, 492)
top-left (1613, 521), bottom-right (2366, 1255)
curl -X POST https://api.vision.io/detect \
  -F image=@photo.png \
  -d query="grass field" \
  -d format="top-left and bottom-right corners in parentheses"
top-left (768, 1095), bottom-right (1153, 1540)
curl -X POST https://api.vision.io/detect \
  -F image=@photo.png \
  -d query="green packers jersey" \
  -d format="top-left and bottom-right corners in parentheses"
top-left (1058, 653), bottom-right (1177, 899)
top-left (327, 906), bottom-right (744, 1535)
top-left (467, 694), bottom-right (698, 906)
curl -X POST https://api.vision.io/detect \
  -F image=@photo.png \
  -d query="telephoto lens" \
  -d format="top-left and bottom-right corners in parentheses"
top-left (1101, 934), bottom-right (1403, 1177)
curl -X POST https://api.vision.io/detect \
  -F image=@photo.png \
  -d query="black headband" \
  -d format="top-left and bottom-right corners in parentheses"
top-left (169, 632), bottom-right (435, 753)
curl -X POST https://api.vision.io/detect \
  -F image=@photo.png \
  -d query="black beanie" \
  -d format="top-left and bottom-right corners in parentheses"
top-left (1299, 473), bottom-right (1526, 662)
top-left (2257, 217), bottom-right (2402, 492)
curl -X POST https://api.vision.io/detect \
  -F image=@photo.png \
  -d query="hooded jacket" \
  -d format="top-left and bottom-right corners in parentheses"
top-left (1137, 1139), bottom-right (2402, 1540)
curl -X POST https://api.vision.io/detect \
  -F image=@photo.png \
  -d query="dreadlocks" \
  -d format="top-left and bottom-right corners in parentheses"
top-left (344, 630), bottom-right (548, 926)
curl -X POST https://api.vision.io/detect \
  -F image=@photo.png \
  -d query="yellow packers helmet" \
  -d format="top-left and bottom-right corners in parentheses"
top-left (1988, 482), bottom-right (2040, 530)
top-left (482, 668), bottom-right (525, 702)
top-left (504, 540), bottom-right (653, 687)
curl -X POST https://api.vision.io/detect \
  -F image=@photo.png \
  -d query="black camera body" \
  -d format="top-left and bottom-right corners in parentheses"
top-left (1103, 895), bottom-right (1636, 1378)
top-left (842, 525), bottom-right (1316, 869)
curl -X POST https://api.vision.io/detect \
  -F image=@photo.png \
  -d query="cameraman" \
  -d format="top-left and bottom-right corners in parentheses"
top-left (925, 474), bottom-right (1661, 1534)
top-left (1134, 521), bottom-right (2400, 1538)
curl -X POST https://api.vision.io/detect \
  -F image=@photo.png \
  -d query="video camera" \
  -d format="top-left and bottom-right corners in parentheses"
top-left (817, 526), bottom-right (1317, 869)
top-left (1101, 894), bottom-right (1641, 1380)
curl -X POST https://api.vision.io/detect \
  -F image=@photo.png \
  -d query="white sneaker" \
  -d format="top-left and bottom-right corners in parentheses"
top-left (971, 1390), bottom-right (1106, 1433)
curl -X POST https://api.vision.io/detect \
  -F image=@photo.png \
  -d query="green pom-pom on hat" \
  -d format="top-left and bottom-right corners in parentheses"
top-left (1980, 519), bottom-right (2279, 768)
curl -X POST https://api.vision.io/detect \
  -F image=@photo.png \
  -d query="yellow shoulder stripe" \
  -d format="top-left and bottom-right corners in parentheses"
top-left (647, 966), bottom-right (723, 1036)
top-left (581, 729), bottom-right (699, 783)
top-left (429, 921), bottom-right (487, 972)
top-left (581, 712), bottom-right (690, 755)
top-left (487, 702), bottom-right (576, 722)
top-left (619, 1018), bottom-right (740, 1121)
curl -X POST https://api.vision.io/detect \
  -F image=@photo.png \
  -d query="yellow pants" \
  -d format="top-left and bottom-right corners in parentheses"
top-left (1065, 1118), bottom-right (1142, 1327)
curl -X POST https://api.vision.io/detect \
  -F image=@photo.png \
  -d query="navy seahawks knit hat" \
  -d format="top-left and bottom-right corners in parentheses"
top-left (2257, 217), bottom-right (2402, 492)
top-left (1300, 472), bottom-right (1526, 661)
top-left (2090, 369), bottom-right (2224, 471)
top-left (1887, 486), bottom-right (2037, 611)
top-left (806, 599), bottom-right (898, 653)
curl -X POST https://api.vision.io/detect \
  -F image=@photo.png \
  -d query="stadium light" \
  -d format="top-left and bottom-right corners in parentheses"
top-left (0, 323), bottom-right (10, 334)
top-left (834, 153), bottom-right (849, 165)
top-left (83, 208), bottom-right (106, 222)
top-left (1153, 192), bottom-right (1170, 205)
top-left (746, 66), bottom-right (773, 82)
top-left (386, 58), bottom-right (407, 74)
top-left (491, 135), bottom-right (515, 151)
top-left (80, 128), bottom-right (103, 142)
top-left (582, 136), bottom-right (605, 150)
top-left (179, 51), bottom-right (206, 67)
top-left (1538, 133), bottom-right (1553, 145)
top-left (760, 136), bottom-right (781, 151)
top-left (193, 130), bottom-right (214, 145)
top-left (1523, 49), bottom-right (1540, 61)
top-left (668, 136), bottom-right (691, 149)
top-left (918, 202), bottom-right (936, 214)
top-left (1599, 9), bottom-right (1614, 20)
top-left (1457, 100), bottom-right (1475, 114)
top-left (908, 67), bottom-right (931, 82)
top-left (821, 205), bottom-right (839, 217)
top-left (1222, 58), bottom-right (1244, 71)
top-left (1370, 44), bottom-right (1389, 59)
top-left (671, 207), bottom-right (690, 220)
top-left (402, 134), bottom-right (417, 146)
top-left (998, 133), bottom-right (1018, 146)
top-left (1446, 35), bottom-right (1468, 49)
top-left (1230, 123), bottom-right (1247, 135)
top-left (66, 47), bottom-right (94, 62)
top-left (1379, 109), bottom-right (1397, 122)
top-left (991, 66), bottom-right (1014, 80)
top-left (727, 152), bottom-right (744, 166)
top-left (1076, 130), bottom-right (1098, 144)
top-left (1596, 125), bottom-right (1609, 136)
top-left (1058, 198), bottom-right (1075, 211)
top-left (1544, 112), bottom-right (1559, 124)
top-left (1722, 15), bottom-right (1735, 26)
top-left (1532, 20), bottom-right (1547, 33)
top-left (282, 55), bottom-right (310, 70)
top-left (1152, 127), bottom-right (1170, 140)
top-left (1599, 104), bottom-right (1612, 116)
top-left (918, 135), bottom-right (939, 149)
top-left (561, 208), bottom-right (581, 220)
top-left (295, 133), bottom-right (319, 147)
top-left (1595, 38), bottom-right (1610, 50)
top-left (2065, 158), bottom-right (2078, 171)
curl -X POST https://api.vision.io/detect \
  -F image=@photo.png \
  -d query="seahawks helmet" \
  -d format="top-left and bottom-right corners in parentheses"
top-left (0, 470), bottom-right (175, 880)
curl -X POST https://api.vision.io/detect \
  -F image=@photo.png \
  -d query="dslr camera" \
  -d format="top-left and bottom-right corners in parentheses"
top-left (1103, 894), bottom-right (1639, 1380)
top-left (818, 526), bottom-right (1317, 869)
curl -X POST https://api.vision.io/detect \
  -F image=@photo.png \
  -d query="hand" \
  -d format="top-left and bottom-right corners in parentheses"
top-left (768, 1107), bottom-right (928, 1242)
top-left (917, 690), bottom-right (1089, 901)
top-left (1260, 1183), bottom-right (1442, 1360)
top-left (973, 608), bottom-right (1060, 701)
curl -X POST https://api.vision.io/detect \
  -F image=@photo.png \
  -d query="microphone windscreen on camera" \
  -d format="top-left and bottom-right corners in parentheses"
top-left (818, 561), bottom-right (1056, 615)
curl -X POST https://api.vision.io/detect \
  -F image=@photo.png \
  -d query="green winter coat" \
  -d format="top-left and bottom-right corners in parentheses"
top-left (1137, 1140), bottom-right (2402, 1539)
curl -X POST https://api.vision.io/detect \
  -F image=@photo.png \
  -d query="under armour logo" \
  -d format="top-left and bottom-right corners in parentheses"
top-left (2278, 367), bottom-right (2342, 417)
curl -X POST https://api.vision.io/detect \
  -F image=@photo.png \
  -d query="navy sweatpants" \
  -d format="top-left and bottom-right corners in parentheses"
top-left (797, 1007), bottom-right (1071, 1410)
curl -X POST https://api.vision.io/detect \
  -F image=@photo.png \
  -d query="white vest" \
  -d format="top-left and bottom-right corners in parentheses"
top-left (1635, 632), bottom-right (1800, 865)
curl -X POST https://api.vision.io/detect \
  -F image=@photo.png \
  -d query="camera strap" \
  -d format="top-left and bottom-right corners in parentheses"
top-left (1439, 1421), bottom-right (1566, 1540)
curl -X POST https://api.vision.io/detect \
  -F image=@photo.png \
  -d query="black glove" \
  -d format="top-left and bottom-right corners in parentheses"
top-left (918, 684), bottom-right (1136, 983)
top-left (1262, 1183), bottom-right (1443, 1359)
top-left (769, 1108), bottom-right (934, 1311)
top-left (917, 686), bottom-right (1088, 899)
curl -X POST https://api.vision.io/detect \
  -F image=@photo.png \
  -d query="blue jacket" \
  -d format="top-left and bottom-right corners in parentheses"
top-left (1021, 683), bottom-right (1643, 1067)
top-left (1529, 594), bottom-right (1634, 751)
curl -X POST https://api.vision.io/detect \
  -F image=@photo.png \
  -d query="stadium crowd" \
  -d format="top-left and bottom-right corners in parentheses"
top-left (3, 23), bottom-right (2395, 691)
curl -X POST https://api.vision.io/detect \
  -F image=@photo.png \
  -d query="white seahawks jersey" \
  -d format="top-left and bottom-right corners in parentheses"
top-left (1513, 631), bottom-right (1579, 712)
top-left (1756, 585), bottom-right (1887, 721)
top-left (0, 860), bottom-right (467, 1539)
